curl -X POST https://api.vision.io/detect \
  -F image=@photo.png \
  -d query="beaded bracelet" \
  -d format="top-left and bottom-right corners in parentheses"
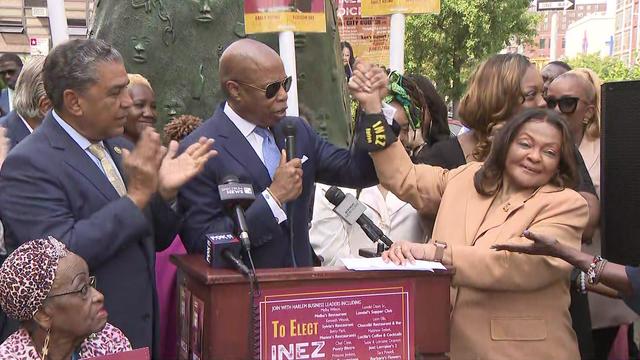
top-left (587, 255), bottom-right (606, 285)
top-left (578, 272), bottom-right (587, 294)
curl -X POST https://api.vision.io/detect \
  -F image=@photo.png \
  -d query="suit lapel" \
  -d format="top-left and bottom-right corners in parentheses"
top-left (7, 112), bottom-right (30, 147)
top-left (473, 200), bottom-right (525, 245)
top-left (215, 108), bottom-right (272, 189)
top-left (43, 114), bottom-right (120, 201)
top-left (464, 191), bottom-right (494, 246)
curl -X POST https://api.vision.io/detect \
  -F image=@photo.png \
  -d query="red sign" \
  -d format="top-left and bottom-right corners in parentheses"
top-left (259, 281), bottom-right (415, 360)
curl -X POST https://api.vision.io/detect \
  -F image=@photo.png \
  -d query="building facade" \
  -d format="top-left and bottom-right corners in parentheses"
top-left (613, 0), bottom-right (640, 64)
top-left (0, 0), bottom-right (91, 55)
top-left (524, 0), bottom-right (608, 63)
top-left (565, 13), bottom-right (615, 58)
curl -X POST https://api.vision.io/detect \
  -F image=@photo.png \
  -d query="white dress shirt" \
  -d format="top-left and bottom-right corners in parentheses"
top-left (310, 183), bottom-right (428, 266)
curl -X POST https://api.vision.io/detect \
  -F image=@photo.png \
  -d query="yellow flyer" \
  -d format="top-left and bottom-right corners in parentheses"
top-left (361, 0), bottom-right (440, 16)
top-left (244, 0), bottom-right (327, 34)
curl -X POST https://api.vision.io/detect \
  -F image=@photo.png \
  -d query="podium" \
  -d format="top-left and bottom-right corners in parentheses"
top-left (172, 254), bottom-right (453, 360)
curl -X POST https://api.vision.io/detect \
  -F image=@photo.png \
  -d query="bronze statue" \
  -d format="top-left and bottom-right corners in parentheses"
top-left (91, 0), bottom-right (350, 146)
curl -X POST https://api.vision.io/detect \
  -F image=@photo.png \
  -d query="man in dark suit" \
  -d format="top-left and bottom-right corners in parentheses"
top-left (0, 56), bottom-right (50, 343)
top-left (0, 53), bottom-right (23, 119)
top-left (0, 56), bottom-right (50, 148)
top-left (179, 39), bottom-right (388, 268)
top-left (0, 39), bottom-right (215, 357)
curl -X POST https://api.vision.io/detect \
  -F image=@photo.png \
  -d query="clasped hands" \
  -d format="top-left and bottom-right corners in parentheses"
top-left (123, 127), bottom-right (217, 209)
top-left (348, 60), bottom-right (389, 113)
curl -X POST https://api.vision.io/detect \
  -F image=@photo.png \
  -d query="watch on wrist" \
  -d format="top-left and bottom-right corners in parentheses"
top-left (433, 241), bottom-right (447, 262)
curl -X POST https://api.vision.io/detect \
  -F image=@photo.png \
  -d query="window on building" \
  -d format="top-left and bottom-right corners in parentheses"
top-left (0, 6), bottom-right (24, 34)
top-left (562, 37), bottom-right (566, 49)
top-left (67, 18), bottom-right (87, 36)
top-left (540, 38), bottom-right (546, 49)
top-left (24, 0), bottom-right (47, 7)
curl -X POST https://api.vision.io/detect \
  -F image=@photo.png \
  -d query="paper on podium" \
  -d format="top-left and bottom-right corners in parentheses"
top-left (342, 257), bottom-right (446, 271)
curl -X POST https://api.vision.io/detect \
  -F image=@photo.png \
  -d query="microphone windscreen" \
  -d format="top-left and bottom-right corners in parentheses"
top-left (325, 186), bottom-right (346, 206)
top-left (284, 120), bottom-right (297, 137)
top-left (221, 174), bottom-right (240, 184)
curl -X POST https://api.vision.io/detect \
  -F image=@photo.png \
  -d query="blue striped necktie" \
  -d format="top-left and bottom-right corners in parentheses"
top-left (254, 127), bottom-right (280, 179)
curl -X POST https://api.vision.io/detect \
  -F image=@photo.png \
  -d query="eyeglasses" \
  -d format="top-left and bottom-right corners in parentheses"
top-left (236, 76), bottom-right (292, 99)
top-left (544, 96), bottom-right (581, 114)
top-left (48, 276), bottom-right (96, 299)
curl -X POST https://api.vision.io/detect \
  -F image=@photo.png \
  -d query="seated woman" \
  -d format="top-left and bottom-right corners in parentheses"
top-left (0, 237), bottom-right (131, 359)
top-left (374, 108), bottom-right (587, 359)
top-left (123, 74), bottom-right (157, 144)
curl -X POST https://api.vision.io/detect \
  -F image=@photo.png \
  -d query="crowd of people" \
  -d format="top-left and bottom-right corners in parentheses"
top-left (0, 36), bottom-right (637, 360)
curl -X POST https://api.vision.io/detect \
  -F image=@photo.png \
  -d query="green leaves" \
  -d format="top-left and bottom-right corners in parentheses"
top-left (405, 0), bottom-right (537, 101)
top-left (567, 53), bottom-right (640, 83)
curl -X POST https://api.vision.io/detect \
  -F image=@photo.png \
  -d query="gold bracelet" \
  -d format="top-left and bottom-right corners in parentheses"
top-left (266, 187), bottom-right (283, 208)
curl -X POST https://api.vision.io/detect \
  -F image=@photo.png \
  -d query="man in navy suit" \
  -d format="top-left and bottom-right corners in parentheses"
top-left (0, 53), bottom-right (23, 119)
top-left (0, 39), bottom-right (215, 357)
top-left (0, 56), bottom-right (50, 343)
top-left (0, 56), bottom-right (50, 149)
top-left (179, 39), bottom-right (389, 268)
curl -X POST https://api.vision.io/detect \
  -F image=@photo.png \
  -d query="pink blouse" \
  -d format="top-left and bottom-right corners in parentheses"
top-left (0, 323), bottom-right (132, 359)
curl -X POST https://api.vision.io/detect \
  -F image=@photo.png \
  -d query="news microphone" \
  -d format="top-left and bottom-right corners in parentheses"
top-left (205, 232), bottom-right (250, 275)
top-left (284, 120), bottom-right (297, 161)
top-left (282, 120), bottom-right (298, 267)
top-left (324, 186), bottom-right (393, 249)
top-left (218, 175), bottom-right (255, 252)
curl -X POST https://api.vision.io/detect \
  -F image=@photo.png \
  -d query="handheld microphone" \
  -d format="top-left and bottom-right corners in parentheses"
top-left (283, 120), bottom-right (298, 267)
top-left (205, 232), bottom-right (250, 275)
top-left (218, 175), bottom-right (255, 252)
top-left (324, 186), bottom-right (394, 249)
top-left (284, 120), bottom-right (297, 161)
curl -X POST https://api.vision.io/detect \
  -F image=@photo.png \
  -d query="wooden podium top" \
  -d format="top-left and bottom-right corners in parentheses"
top-left (171, 254), bottom-right (455, 285)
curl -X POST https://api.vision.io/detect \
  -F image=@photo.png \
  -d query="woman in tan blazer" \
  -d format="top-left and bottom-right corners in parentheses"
top-left (377, 108), bottom-right (588, 360)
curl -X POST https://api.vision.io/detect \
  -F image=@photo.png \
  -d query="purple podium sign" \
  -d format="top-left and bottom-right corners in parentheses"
top-left (259, 281), bottom-right (415, 360)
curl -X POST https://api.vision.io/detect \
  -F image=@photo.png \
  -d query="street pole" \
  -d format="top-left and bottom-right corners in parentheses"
top-left (279, 31), bottom-right (299, 117)
top-left (47, 0), bottom-right (69, 46)
top-left (550, 13), bottom-right (558, 61)
top-left (389, 13), bottom-right (405, 73)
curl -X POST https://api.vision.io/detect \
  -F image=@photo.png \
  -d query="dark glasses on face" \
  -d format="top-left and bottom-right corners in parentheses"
top-left (237, 76), bottom-right (292, 99)
top-left (544, 96), bottom-right (580, 114)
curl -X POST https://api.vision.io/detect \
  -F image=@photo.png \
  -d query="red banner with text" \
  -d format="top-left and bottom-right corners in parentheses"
top-left (259, 281), bottom-right (415, 360)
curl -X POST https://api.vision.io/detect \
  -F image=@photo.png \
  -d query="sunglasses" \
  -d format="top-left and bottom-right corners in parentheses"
top-left (236, 76), bottom-right (292, 99)
top-left (544, 96), bottom-right (580, 114)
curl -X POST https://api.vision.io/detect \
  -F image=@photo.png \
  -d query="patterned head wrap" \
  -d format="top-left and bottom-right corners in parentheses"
top-left (0, 237), bottom-right (69, 321)
top-left (384, 70), bottom-right (423, 131)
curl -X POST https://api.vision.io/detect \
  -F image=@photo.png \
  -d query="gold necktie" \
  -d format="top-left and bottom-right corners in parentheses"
top-left (87, 144), bottom-right (127, 197)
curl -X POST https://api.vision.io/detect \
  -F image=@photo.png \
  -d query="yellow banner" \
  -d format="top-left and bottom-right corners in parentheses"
top-left (361, 0), bottom-right (440, 16)
top-left (245, 12), bottom-right (326, 34)
top-left (244, 0), bottom-right (326, 34)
